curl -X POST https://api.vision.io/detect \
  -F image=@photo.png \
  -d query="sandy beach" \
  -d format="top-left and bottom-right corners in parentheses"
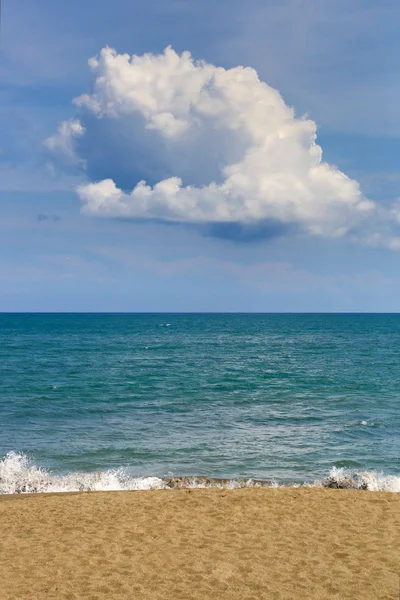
top-left (0, 488), bottom-right (399, 600)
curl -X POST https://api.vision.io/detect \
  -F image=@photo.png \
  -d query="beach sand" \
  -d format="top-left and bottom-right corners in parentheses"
top-left (0, 488), bottom-right (399, 599)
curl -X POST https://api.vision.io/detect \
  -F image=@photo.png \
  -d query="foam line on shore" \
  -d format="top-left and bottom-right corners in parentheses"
top-left (1, 452), bottom-right (399, 494)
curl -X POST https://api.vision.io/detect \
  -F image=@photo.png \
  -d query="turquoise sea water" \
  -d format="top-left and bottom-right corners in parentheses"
top-left (0, 313), bottom-right (399, 491)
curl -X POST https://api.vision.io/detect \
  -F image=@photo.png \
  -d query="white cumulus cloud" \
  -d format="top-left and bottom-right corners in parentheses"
top-left (44, 119), bottom-right (85, 157)
top-left (53, 47), bottom-right (378, 238)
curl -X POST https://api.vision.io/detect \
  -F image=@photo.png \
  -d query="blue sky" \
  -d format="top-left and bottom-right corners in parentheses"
top-left (1, 0), bottom-right (400, 311)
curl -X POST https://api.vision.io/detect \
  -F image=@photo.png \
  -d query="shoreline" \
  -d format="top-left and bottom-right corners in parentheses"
top-left (0, 482), bottom-right (399, 499)
top-left (2, 452), bottom-right (399, 494)
top-left (1, 487), bottom-right (398, 599)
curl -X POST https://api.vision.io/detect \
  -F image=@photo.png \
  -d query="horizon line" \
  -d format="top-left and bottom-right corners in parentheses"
top-left (0, 311), bottom-right (399, 316)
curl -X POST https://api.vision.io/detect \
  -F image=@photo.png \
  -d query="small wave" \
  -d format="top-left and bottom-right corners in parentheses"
top-left (343, 419), bottom-right (385, 429)
top-left (0, 453), bottom-right (399, 495)
top-left (317, 467), bottom-right (400, 492)
top-left (0, 453), bottom-right (274, 494)
top-left (0, 453), bottom-right (165, 494)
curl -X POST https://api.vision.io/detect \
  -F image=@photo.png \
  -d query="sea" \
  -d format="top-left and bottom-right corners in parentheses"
top-left (0, 313), bottom-right (399, 493)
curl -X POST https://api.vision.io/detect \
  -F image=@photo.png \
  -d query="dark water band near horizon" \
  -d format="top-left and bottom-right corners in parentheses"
top-left (0, 313), bottom-right (399, 493)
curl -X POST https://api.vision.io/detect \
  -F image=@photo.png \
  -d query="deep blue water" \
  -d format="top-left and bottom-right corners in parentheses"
top-left (0, 313), bottom-right (399, 484)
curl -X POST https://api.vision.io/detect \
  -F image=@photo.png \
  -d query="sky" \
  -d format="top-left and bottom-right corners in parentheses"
top-left (1, 0), bottom-right (400, 312)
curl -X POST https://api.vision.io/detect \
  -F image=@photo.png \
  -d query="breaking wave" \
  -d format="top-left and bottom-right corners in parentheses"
top-left (0, 452), bottom-right (399, 494)
top-left (315, 466), bottom-right (400, 492)
top-left (0, 452), bottom-right (274, 494)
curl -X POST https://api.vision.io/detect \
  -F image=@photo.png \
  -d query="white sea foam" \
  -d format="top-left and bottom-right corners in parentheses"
top-left (317, 467), bottom-right (400, 493)
top-left (0, 453), bottom-right (275, 494)
top-left (0, 452), bottom-right (166, 494)
top-left (0, 453), bottom-right (399, 494)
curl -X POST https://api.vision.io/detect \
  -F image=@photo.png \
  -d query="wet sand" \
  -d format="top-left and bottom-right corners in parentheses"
top-left (0, 488), bottom-right (399, 599)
